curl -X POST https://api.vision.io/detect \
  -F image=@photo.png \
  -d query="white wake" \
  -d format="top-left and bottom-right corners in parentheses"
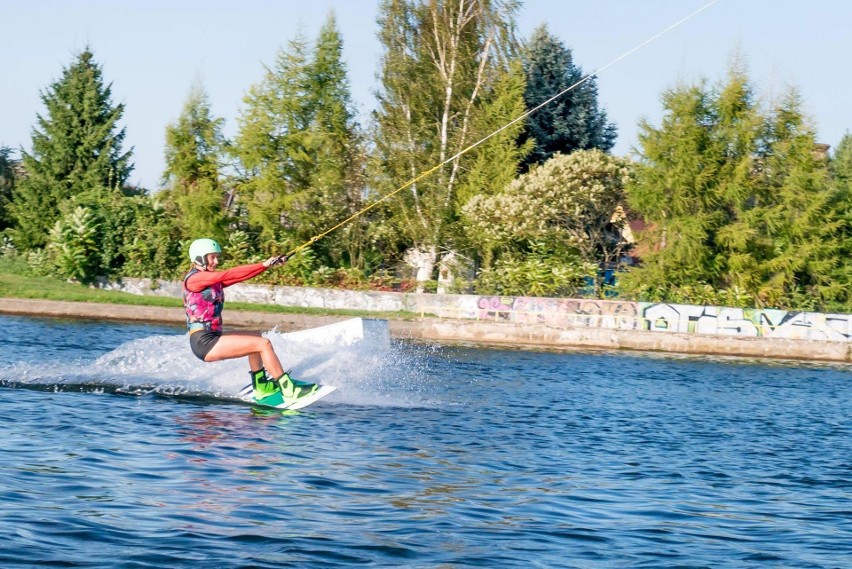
top-left (8, 319), bottom-right (436, 408)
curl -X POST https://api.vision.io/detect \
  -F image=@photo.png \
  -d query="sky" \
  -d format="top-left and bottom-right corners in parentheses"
top-left (2, 0), bottom-right (851, 189)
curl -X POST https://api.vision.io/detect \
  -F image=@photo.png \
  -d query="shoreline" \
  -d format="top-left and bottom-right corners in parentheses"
top-left (2, 298), bottom-right (849, 364)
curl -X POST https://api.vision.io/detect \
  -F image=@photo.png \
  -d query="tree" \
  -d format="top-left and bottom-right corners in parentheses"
top-left (622, 64), bottom-right (762, 303)
top-left (623, 61), bottom-right (847, 310)
top-left (831, 133), bottom-right (852, 182)
top-left (162, 84), bottom-right (228, 243)
top-left (233, 18), bottom-right (366, 268)
top-left (372, 0), bottom-right (526, 288)
top-left (520, 24), bottom-right (616, 171)
top-left (0, 146), bottom-right (16, 231)
top-left (829, 134), bottom-right (852, 309)
top-left (748, 90), bottom-right (847, 309)
top-left (453, 59), bottom-right (531, 208)
top-left (234, 34), bottom-right (314, 248)
top-left (300, 14), bottom-right (368, 268)
top-left (463, 149), bottom-right (632, 295)
top-left (9, 48), bottom-right (133, 249)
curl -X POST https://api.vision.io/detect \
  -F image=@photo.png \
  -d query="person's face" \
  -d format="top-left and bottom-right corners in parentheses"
top-left (204, 252), bottom-right (220, 270)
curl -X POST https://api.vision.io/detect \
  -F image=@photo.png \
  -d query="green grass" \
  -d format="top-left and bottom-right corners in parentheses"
top-left (0, 272), bottom-right (420, 320)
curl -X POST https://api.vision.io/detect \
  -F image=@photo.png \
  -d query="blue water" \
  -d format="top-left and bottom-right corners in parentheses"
top-left (0, 314), bottom-right (849, 568)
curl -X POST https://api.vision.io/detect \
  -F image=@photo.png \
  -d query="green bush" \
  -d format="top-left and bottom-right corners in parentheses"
top-left (225, 230), bottom-right (254, 265)
top-left (474, 242), bottom-right (595, 297)
top-left (275, 248), bottom-right (318, 286)
top-left (616, 279), bottom-right (757, 308)
top-left (0, 246), bottom-right (30, 276)
top-left (47, 206), bottom-right (100, 283)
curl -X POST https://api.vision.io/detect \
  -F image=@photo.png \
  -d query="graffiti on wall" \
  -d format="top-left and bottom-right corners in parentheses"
top-left (477, 296), bottom-right (641, 330)
top-left (641, 303), bottom-right (852, 341)
top-left (475, 295), bottom-right (852, 341)
top-left (477, 296), bottom-right (515, 322)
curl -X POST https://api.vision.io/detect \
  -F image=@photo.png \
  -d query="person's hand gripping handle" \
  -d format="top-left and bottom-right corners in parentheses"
top-left (263, 253), bottom-right (292, 268)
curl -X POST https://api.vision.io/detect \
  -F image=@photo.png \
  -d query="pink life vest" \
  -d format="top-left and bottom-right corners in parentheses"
top-left (183, 268), bottom-right (224, 332)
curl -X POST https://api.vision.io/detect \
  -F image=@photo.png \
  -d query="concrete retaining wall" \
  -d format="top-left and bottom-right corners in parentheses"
top-left (104, 278), bottom-right (852, 343)
top-left (410, 319), bottom-right (851, 362)
top-left (2, 297), bottom-right (850, 363)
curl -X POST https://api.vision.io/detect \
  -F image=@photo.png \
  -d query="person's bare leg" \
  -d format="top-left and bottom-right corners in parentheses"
top-left (203, 332), bottom-right (285, 377)
top-left (224, 331), bottom-right (264, 371)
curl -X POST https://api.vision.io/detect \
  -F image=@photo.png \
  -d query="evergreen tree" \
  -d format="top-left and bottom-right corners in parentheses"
top-left (162, 84), bottom-right (228, 243)
top-left (622, 64), bottom-right (763, 303)
top-left (233, 17), bottom-right (366, 267)
top-left (830, 133), bottom-right (852, 261)
top-left (826, 134), bottom-right (852, 309)
top-left (520, 25), bottom-right (616, 170)
top-left (623, 62), bottom-right (847, 310)
top-left (749, 90), bottom-right (846, 309)
top-left (0, 146), bottom-right (16, 231)
top-left (831, 134), bottom-right (852, 237)
top-left (454, 60), bottom-right (532, 209)
top-left (623, 80), bottom-right (727, 298)
top-left (372, 0), bottom-right (525, 287)
top-left (300, 13), bottom-right (368, 267)
top-left (9, 48), bottom-right (133, 249)
top-left (831, 133), bottom-right (852, 182)
top-left (234, 35), bottom-right (314, 247)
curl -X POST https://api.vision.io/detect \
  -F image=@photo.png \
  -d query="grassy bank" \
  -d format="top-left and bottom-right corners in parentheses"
top-left (0, 272), bottom-right (419, 320)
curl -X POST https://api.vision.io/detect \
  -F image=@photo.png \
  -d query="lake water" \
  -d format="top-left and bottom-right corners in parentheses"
top-left (0, 314), bottom-right (849, 568)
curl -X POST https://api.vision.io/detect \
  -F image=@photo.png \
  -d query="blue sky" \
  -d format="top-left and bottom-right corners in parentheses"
top-left (3, 0), bottom-right (850, 189)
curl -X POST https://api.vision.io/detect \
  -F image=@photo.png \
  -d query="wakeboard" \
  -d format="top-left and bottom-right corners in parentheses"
top-left (238, 379), bottom-right (336, 410)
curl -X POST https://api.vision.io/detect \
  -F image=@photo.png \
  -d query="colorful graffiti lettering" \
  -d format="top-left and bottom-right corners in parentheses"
top-left (475, 295), bottom-right (851, 342)
top-left (476, 296), bottom-right (640, 329)
top-left (477, 296), bottom-right (514, 321)
top-left (640, 303), bottom-right (851, 341)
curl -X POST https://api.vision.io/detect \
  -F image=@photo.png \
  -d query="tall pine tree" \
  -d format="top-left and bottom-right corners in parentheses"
top-left (520, 25), bottom-right (616, 170)
top-left (233, 17), bottom-right (364, 266)
top-left (623, 63), bottom-right (764, 302)
top-left (300, 13), bottom-right (366, 267)
top-left (10, 48), bottom-right (133, 249)
top-left (234, 34), bottom-right (315, 247)
top-left (162, 83), bottom-right (228, 243)
top-left (829, 135), bottom-right (852, 309)
top-left (750, 90), bottom-right (845, 309)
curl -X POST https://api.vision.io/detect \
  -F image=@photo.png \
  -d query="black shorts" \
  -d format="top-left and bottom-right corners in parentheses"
top-left (190, 330), bottom-right (222, 361)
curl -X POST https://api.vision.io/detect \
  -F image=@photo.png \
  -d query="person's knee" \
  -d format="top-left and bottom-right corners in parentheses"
top-left (258, 336), bottom-right (274, 352)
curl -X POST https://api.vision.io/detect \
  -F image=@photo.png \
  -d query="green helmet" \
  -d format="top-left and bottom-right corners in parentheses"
top-left (188, 238), bottom-right (222, 267)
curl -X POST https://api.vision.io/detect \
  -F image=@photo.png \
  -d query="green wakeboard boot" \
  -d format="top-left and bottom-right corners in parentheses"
top-left (252, 370), bottom-right (319, 408)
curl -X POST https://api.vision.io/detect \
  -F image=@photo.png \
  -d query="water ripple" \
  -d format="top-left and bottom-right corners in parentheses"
top-left (0, 316), bottom-right (850, 567)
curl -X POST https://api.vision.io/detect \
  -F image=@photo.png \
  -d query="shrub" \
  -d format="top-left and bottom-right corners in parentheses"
top-left (48, 206), bottom-right (100, 283)
top-left (474, 242), bottom-right (595, 297)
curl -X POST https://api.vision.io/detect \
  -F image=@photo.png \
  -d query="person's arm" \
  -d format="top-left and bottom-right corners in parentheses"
top-left (185, 263), bottom-right (267, 292)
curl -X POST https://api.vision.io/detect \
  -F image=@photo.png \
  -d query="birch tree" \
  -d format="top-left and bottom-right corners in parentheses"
top-left (372, 0), bottom-right (525, 289)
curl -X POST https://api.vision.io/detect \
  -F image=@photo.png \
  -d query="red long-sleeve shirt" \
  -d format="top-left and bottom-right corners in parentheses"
top-left (184, 262), bottom-right (268, 293)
